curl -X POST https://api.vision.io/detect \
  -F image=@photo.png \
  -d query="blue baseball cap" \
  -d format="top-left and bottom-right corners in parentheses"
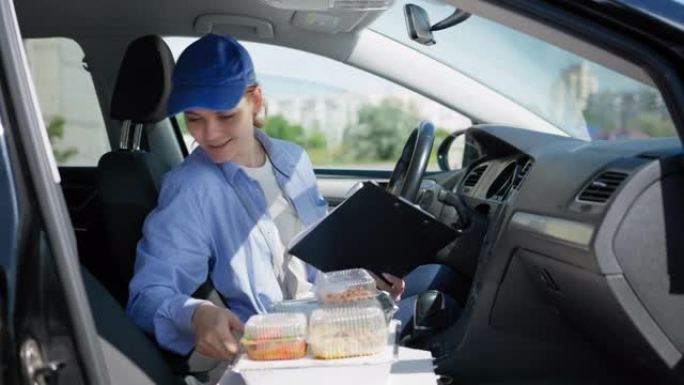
top-left (167, 34), bottom-right (256, 116)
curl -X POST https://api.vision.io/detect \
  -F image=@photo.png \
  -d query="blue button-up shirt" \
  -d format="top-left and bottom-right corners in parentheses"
top-left (126, 130), bottom-right (327, 355)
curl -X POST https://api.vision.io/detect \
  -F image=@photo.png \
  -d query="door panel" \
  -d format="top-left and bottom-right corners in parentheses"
top-left (314, 169), bottom-right (458, 207)
top-left (0, 94), bottom-right (21, 385)
top-left (14, 230), bottom-right (88, 385)
top-left (315, 169), bottom-right (391, 207)
top-left (0, 103), bottom-right (88, 384)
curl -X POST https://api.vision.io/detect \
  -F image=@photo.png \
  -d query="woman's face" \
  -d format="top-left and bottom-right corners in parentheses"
top-left (184, 87), bottom-right (263, 163)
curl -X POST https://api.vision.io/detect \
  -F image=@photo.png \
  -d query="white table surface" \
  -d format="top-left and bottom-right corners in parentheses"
top-left (217, 346), bottom-right (438, 385)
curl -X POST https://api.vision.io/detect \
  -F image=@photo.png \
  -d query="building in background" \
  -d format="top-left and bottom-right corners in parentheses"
top-left (264, 74), bottom-right (470, 149)
top-left (24, 38), bottom-right (110, 166)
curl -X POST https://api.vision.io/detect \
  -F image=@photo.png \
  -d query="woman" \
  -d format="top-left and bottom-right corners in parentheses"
top-left (126, 34), bottom-right (408, 361)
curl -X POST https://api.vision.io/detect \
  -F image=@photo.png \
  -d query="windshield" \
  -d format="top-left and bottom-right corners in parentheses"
top-left (371, 0), bottom-right (677, 141)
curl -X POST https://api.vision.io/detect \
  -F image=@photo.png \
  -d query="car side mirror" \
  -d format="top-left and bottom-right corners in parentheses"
top-left (437, 130), bottom-right (482, 171)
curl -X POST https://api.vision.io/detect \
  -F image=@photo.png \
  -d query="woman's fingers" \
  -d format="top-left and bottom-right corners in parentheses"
top-left (368, 270), bottom-right (392, 292)
top-left (192, 303), bottom-right (245, 360)
top-left (228, 311), bottom-right (245, 333)
top-left (220, 328), bottom-right (240, 356)
top-left (219, 311), bottom-right (243, 357)
top-left (381, 272), bottom-right (405, 301)
top-left (196, 335), bottom-right (222, 358)
top-left (381, 272), bottom-right (403, 287)
top-left (369, 270), bottom-right (405, 301)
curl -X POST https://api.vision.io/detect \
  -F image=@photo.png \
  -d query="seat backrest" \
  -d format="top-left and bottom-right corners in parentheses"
top-left (96, 35), bottom-right (175, 305)
top-left (97, 37), bottom-right (227, 379)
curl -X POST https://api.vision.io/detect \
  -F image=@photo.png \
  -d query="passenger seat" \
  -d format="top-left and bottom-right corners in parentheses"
top-left (96, 35), bottom-right (175, 305)
top-left (94, 35), bottom-right (226, 382)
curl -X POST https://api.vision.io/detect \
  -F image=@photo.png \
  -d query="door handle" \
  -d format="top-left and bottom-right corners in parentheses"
top-left (20, 338), bottom-right (66, 385)
top-left (32, 360), bottom-right (66, 383)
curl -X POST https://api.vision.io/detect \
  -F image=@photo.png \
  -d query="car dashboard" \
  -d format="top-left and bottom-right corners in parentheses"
top-left (430, 124), bottom-right (684, 382)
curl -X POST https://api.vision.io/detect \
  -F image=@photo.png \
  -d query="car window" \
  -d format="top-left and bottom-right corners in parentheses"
top-left (166, 38), bottom-right (471, 171)
top-left (24, 38), bottom-right (110, 166)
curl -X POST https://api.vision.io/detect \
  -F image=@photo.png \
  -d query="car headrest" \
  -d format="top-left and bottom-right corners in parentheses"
top-left (110, 35), bottom-right (174, 123)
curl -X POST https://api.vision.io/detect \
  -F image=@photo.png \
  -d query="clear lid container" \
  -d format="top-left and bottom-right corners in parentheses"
top-left (270, 297), bottom-right (320, 317)
top-left (243, 313), bottom-right (307, 341)
top-left (308, 303), bottom-right (388, 359)
top-left (314, 268), bottom-right (377, 304)
top-left (241, 313), bottom-right (308, 360)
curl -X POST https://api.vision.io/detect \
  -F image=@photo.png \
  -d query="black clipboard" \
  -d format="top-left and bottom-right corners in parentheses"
top-left (288, 182), bottom-right (458, 277)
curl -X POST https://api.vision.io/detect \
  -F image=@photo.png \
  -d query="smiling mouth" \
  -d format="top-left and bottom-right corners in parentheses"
top-left (208, 138), bottom-right (234, 149)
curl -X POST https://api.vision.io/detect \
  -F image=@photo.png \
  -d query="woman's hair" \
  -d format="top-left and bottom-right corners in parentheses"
top-left (247, 83), bottom-right (268, 129)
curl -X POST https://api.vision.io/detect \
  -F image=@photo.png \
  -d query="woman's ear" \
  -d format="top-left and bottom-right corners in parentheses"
top-left (248, 85), bottom-right (264, 114)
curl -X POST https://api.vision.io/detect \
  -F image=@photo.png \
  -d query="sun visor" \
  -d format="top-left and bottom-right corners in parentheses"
top-left (194, 15), bottom-right (275, 39)
top-left (292, 10), bottom-right (370, 33)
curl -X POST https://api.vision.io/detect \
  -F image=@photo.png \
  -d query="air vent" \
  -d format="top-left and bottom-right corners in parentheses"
top-left (578, 171), bottom-right (628, 203)
top-left (512, 159), bottom-right (533, 190)
top-left (464, 165), bottom-right (488, 187)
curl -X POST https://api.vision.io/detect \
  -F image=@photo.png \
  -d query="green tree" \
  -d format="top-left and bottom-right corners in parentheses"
top-left (46, 116), bottom-right (78, 163)
top-left (306, 128), bottom-right (327, 149)
top-left (175, 113), bottom-right (188, 135)
top-left (343, 99), bottom-right (419, 162)
top-left (434, 128), bottom-right (450, 145)
top-left (263, 115), bottom-right (305, 145)
top-left (428, 128), bottom-right (451, 168)
top-left (627, 112), bottom-right (677, 138)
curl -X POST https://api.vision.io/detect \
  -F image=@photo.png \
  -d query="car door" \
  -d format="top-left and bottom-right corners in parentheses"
top-left (0, 1), bottom-right (110, 384)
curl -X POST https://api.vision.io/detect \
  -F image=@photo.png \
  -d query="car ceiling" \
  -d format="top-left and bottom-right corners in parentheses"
top-left (15, 0), bottom-right (384, 61)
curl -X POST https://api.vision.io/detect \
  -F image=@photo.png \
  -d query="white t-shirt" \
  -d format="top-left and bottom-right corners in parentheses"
top-left (241, 158), bottom-right (314, 299)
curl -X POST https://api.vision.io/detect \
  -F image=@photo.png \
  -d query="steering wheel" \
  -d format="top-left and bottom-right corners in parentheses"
top-left (387, 121), bottom-right (435, 202)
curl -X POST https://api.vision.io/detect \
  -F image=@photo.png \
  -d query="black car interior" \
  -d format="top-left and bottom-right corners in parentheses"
top-left (11, 2), bottom-right (684, 384)
top-left (70, 34), bottom-right (684, 385)
top-left (94, 35), bottom-right (175, 305)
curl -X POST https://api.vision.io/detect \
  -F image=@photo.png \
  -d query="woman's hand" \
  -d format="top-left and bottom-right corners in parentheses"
top-left (191, 303), bottom-right (245, 361)
top-left (369, 271), bottom-right (405, 302)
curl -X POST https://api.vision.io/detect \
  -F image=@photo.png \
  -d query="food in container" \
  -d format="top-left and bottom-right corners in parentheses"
top-left (240, 313), bottom-right (307, 360)
top-left (308, 303), bottom-right (387, 359)
top-left (314, 268), bottom-right (377, 304)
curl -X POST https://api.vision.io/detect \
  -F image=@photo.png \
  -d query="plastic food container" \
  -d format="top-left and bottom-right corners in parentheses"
top-left (269, 297), bottom-right (321, 317)
top-left (308, 303), bottom-right (387, 359)
top-left (314, 268), bottom-right (377, 304)
top-left (233, 344), bottom-right (395, 385)
top-left (271, 293), bottom-right (398, 324)
top-left (240, 313), bottom-right (307, 360)
top-left (232, 321), bottom-right (399, 385)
